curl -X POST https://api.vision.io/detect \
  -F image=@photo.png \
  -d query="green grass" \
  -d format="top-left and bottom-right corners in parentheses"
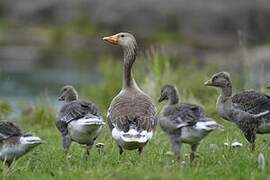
top-left (2, 121), bottom-right (270, 180)
top-left (1, 52), bottom-right (270, 180)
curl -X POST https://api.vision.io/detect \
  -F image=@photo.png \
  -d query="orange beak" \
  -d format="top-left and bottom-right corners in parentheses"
top-left (103, 34), bottom-right (118, 45)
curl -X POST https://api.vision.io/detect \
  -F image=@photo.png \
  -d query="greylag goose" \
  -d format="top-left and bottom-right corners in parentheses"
top-left (103, 32), bottom-right (157, 154)
top-left (204, 72), bottom-right (270, 150)
top-left (0, 121), bottom-right (44, 166)
top-left (56, 85), bottom-right (104, 157)
top-left (158, 84), bottom-right (221, 161)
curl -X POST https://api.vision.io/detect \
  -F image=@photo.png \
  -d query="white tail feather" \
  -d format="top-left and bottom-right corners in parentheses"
top-left (194, 121), bottom-right (221, 131)
top-left (76, 116), bottom-right (104, 125)
top-left (254, 110), bottom-right (270, 118)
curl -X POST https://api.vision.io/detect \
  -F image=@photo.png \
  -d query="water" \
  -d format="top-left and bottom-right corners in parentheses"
top-left (0, 66), bottom-right (101, 117)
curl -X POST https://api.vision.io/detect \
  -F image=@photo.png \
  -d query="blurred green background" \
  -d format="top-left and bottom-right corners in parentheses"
top-left (1, 1), bottom-right (270, 179)
top-left (0, 0), bottom-right (269, 118)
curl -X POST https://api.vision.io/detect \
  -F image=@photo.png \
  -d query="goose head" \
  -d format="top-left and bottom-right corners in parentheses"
top-left (103, 32), bottom-right (137, 49)
top-left (58, 85), bottom-right (78, 102)
top-left (204, 72), bottom-right (231, 88)
top-left (103, 32), bottom-right (138, 88)
top-left (158, 84), bottom-right (179, 104)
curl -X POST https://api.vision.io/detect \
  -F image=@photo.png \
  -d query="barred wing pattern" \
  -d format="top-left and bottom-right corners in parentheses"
top-left (162, 103), bottom-right (206, 128)
top-left (232, 90), bottom-right (270, 115)
top-left (108, 92), bottom-right (156, 132)
top-left (0, 121), bottom-right (22, 141)
top-left (57, 100), bottom-right (101, 135)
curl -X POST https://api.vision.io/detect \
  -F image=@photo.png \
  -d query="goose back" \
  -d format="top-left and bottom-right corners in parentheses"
top-left (159, 103), bottom-right (206, 132)
top-left (108, 89), bottom-right (156, 132)
top-left (0, 122), bottom-right (22, 141)
top-left (232, 90), bottom-right (270, 115)
top-left (57, 100), bottom-right (101, 135)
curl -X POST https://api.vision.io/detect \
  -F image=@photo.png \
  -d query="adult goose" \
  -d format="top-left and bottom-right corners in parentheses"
top-left (0, 121), bottom-right (44, 166)
top-left (56, 85), bottom-right (104, 158)
top-left (158, 85), bottom-right (221, 161)
top-left (103, 32), bottom-right (157, 154)
top-left (204, 72), bottom-right (270, 150)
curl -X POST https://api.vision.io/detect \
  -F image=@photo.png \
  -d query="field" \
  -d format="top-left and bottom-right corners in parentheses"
top-left (1, 53), bottom-right (270, 180)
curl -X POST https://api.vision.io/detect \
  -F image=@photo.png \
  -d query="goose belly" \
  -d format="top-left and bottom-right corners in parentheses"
top-left (159, 116), bottom-right (178, 134)
top-left (68, 117), bottom-right (103, 144)
top-left (180, 127), bottom-right (208, 144)
top-left (0, 144), bottom-right (25, 161)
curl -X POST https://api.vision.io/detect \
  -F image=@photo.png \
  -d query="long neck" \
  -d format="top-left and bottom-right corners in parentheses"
top-left (216, 82), bottom-right (234, 121)
top-left (122, 44), bottom-right (137, 89)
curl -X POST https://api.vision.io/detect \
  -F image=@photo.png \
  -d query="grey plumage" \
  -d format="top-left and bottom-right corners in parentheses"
top-left (108, 91), bottom-right (156, 132)
top-left (0, 122), bottom-right (22, 140)
top-left (103, 32), bottom-right (157, 154)
top-left (158, 85), bottom-right (220, 161)
top-left (0, 121), bottom-right (44, 166)
top-left (232, 90), bottom-right (270, 115)
top-left (56, 85), bottom-right (104, 157)
top-left (204, 72), bottom-right (270, 150)
top-left (57, 100), bottom-right (101, 135)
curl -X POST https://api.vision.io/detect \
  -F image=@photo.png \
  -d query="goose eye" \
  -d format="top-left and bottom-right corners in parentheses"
top-left (120, 34), bottom-right (125, 38)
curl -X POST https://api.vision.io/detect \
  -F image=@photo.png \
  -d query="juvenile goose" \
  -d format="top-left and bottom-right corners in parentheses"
top-left (204, 72), bottom-right (270, 150)
top-left (158, 85), bottom-right (221, 161)
top-left (103, 32), bottom-right (156, 154)
top-left (0, 121), bottom-right (44, 166)
top-left (57, 85), bottom-right (104, 157)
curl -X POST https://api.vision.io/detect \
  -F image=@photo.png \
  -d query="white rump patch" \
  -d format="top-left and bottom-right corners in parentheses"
top-left (76, 116), bottom-right (105, 126)
top-left (194, 121), bottom-right (220, 131)
top-left (112, 128), bottom-right (153, 144)
top-left (20, 136), bottom-right (42, 144)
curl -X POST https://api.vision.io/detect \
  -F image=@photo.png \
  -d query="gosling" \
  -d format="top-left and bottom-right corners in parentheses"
top-left (158, 85), bottom-right (221, 162)
top-left (56, 85), bottom-right (104, 158)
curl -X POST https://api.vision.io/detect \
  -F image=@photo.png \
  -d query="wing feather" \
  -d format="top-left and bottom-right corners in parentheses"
top-left (0, 121), bottom-right (22, 141)
top-left (108, 91), bottom-right (156, 132)
top-left (56, 100), bottom-right (101, 135)
top-left (232, 90), bottom-right (270, 115)
top-left (162, 103), bottom-right (205, 128)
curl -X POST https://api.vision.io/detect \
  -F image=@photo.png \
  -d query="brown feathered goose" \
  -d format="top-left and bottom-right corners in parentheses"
top-left (103, 32), bottom-right (157, 154)
top-left (204, 72), bottom-right (270, 150)
top-left (56, 85), bottom-right (104, 157)
top-left (158, 85), bottom-right (221, 161)
top-left (0, 121), bottom-right (44, 166)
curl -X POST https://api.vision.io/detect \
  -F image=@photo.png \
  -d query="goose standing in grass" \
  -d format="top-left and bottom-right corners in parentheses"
top-left (56, 85), bottom-right (104, 158)
top-left (0, 121), bottom-right (44, 166)
top-left (204, 72), bottom-right (270, 150)
top-left (158, 85), bottom-right (221, 161)
top-left (103, 32), bottom-right (157, 154)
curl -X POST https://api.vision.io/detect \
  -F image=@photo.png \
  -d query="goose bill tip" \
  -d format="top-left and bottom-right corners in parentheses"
top-left (103, 35), bottom-right (118, 44)
top-left (204, 80), bottom-right (212, 86)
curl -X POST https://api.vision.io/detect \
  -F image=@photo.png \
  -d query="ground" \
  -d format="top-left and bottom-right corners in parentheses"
top-left (2, 121), bottom-right (270, 180)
